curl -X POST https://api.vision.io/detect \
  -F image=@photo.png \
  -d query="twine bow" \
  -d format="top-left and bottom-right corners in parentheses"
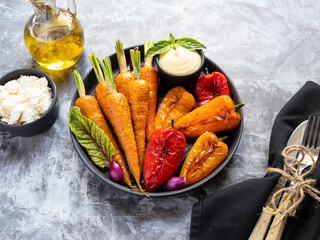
top-left (264, 145), bottom-right (320, 223)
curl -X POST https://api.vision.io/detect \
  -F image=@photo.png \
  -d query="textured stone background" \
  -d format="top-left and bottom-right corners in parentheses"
top-left (0, 0), bottom-right (319, 239)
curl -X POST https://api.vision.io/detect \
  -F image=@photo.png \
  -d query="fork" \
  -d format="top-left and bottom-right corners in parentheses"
top-left (265, 115), bottom-right (320, 240)
top-left (300, 115), bottom-right (320, 167)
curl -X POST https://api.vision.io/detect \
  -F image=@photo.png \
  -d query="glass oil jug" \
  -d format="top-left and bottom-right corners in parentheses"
top-left (24, 0), bottom-right (84, 70)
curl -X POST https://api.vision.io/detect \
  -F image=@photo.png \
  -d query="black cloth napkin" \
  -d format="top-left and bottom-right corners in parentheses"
top-left (190, 81), bottom-right (320, 240)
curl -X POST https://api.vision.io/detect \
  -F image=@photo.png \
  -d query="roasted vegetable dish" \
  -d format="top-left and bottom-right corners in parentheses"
top-left (69, 36), bottom-right (244, 196)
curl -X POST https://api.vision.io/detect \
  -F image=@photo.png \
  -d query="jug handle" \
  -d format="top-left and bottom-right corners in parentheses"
top-left (67, 0), bottom-right (77, 15)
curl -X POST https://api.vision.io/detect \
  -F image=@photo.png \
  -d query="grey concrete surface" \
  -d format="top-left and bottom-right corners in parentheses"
top-left (0, 0), bottom-right (319, 239)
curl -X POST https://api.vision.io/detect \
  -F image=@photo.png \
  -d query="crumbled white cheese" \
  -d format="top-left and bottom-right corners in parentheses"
top-left (0, 75), bottom-right (53, 125)
top-left (5, 80), bottom-right (20, 94)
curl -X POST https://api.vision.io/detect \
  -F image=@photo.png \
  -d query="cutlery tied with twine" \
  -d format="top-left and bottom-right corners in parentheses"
top-left (263, 145), bottom-right (320, 225)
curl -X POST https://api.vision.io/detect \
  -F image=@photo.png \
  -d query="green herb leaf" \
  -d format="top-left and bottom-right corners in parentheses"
top-left (68, 106), bottom-right (115, 168)
top-left (145, 40), bottom-right (171, 59)
top-left (176, 37), bottom-right (207, 50)
top-left (145, 34), bottom-right (206, 59)
top-left (169, 33), bottom-right (175, 44)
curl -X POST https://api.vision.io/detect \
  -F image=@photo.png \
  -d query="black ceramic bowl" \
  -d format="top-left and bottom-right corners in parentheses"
top-left (0, 69), bottom-right (59, 137)
top-left (70, 44), bottom-right (243, 197)
top-left (156, 49), bottom-right (205, 88)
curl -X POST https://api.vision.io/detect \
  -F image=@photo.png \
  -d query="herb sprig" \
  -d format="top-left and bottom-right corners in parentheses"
top-left (145, 33), bottom-right (206, 59)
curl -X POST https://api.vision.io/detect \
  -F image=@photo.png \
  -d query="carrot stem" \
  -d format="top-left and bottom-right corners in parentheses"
top-left (104, 58), bottom-right (115, 85)
top-left (102, 57), bottom-right (117, 94)
top-left (88, 52), bottom-right (105, 83)
top-left (130, 49), bottom-right (141, 80)
top-left (144, 40), bottom-right (154, 66)
top-left (98, 60), bottom-right (108, 81)
top-left (115, 39), bottom-right (128, 73)
top-left (74, 67), bottom-right (86, 98)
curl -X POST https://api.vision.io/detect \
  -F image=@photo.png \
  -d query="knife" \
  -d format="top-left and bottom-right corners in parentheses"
top-left (248, 120), bottom-right (307, 240)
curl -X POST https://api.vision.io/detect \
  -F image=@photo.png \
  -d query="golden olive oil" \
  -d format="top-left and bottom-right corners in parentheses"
top-left (24, 9), bottom-right (84, 70)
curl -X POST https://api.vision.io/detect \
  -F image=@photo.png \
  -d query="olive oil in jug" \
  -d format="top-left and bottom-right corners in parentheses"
top-left (24, 0), bottom-right (84, 70)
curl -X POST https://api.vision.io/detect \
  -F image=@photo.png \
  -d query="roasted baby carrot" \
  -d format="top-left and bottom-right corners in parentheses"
top-left (89, 55), bottom-right (146, 195)
top-left (128, 49), bottom-right (150, 171)
top-left (73, 68), bottom-right (133, 188)
top-left (114, 39), bottom-right (135, 96)
top-left (141, 40), bottom-right (159, 140)
top-left (155, 86), bottom-right (195, 129)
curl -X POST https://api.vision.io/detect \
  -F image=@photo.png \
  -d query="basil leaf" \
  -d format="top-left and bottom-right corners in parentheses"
top-left (68, 106), bottom-right (115, 168)
top-left (169, 33), bottom-right (175, 44)
top-left (145, 40), bottom-right (171, 59)
top-left (176, 37), bottom-right (207, 50)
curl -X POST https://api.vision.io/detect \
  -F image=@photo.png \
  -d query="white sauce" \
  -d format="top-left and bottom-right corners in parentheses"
top-left (0, 75), bottom-right (53, 125)
top-left (159, 46), bottom-right (201, 75)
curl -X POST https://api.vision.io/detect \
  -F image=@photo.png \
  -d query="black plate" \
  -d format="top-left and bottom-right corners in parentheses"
top-left (70, 44), bottom-right (244, 197)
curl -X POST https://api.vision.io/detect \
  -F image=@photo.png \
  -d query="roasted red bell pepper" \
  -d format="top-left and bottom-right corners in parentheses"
top-left (143, 121), bottom-right (186, 192)
top-left (195, 68), bottom-right (230, 101)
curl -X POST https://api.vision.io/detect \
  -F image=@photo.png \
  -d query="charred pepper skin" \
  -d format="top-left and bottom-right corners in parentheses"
top-left (143, 127), bottom-right (186, 192)
top-left (195, 70), bottom-right (230, 101)
top-left (174, 95), bottom-right (242, 138)
top-left (195, 68), bottom-right (230, 101)
top-left (155, 86), bottom-right (195, 129)
top-left (180, 132), bottom-right (228, 187)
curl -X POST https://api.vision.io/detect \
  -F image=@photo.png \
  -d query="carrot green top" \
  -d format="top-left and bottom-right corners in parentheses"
top-left (102, 57), bottom-right (117, 93)
top-left (88, 52), bottom-right (117, 94)
top-left (88, 52), bottom-right (105, 84)
top-left (74, 67), bottom-right (85, 98)
top-left (144, 40), bottom-right (154, 67)
top-left (130, 49), bottom-right (141, 80)
top-left (115, 39), bottom-right (127, 73)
